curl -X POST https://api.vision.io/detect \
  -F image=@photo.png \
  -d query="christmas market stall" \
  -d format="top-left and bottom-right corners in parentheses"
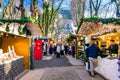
top-left (77, 17), bottom-right (120, 80)
top-left (0, 17), bottom-right (44, 79)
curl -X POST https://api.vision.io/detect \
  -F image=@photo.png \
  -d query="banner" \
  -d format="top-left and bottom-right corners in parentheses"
top-left (34, 40), bottom-right (42, 60)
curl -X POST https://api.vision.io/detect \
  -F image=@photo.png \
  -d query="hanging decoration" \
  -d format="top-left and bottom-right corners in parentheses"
top-left (94, 20), bottom-right (99, 25)
top-left (82, 16), bottom-right (120, 25)
top-left (18, 26), bottom-right (24, 34)
top-left (0, 17), bottom-right (40, 24)
top-left (5, 25), bottom-right (10, 32)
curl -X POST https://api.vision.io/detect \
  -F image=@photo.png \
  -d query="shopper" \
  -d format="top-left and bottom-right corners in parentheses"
top-left (56, 43), bottom-right (61, 58)
top-left (72, 43), bottom-right (76, 58)
top-left (61, 44), bottom-right (64, 55)
top-left (49, 44), bottom-right (53, 56)
top-left (64, 43), bottom-right (69, 55)
top-left (68, 44), bottom-right (72, 55)
top-left (86, 39), bottom-right (101, 77)
top-left (108, 40), bottom-right (118, 56)
top-left (53, 44), bottom-right (57, 55)
top-left (43, 42), bottom-right (48, 56)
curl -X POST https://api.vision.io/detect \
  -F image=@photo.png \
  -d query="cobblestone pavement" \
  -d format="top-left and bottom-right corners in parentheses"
top-left (34, 55), bottom-right (72, 68)
top-left (40, 66), bottom-right (82, 80)
top-left (18, 55), bottom-right (105, 80)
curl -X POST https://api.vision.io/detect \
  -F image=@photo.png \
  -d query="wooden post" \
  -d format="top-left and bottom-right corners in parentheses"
top-left (76, 37), bottom-right (78, 58)
top-left (30, 37), bottom-right (34, 70)
top-left (83, 37), bottom-right (86, 65)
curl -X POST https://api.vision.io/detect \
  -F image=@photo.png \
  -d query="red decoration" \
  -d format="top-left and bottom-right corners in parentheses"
top-left (26, 21), bottom-right (31, 25)
top-left (34, 40), bottom-right (42, 60)
top-left (94, 20), bottom-right (99, 25)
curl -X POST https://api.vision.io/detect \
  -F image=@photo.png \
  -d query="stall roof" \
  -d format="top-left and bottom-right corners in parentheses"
top-left (0, 31), bottom-right (29, 38)
top-left (77, 17), bottom-right (120, 36)
top-left (25, 23), bottom-right (43, 36)
top-left (33, 36), bottom-right (49, 40)
top-left (0, 18), bottom-right (43, 36)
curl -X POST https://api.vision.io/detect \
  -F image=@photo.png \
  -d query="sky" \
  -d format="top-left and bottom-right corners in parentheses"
top-left (0, 0), bottom-right (72, 18)
top-left (22, 0), bottom-right (71, 10)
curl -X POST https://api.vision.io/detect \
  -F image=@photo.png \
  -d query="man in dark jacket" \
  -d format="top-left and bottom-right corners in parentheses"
top-left (86, 40), bottom-right (101, 77)
top-left (86, 44), bottom-right (100, 59)
top-left (108, 40), bottom-right (118, 56)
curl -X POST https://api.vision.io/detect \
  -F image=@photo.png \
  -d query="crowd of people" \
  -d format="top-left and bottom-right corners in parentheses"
top-left (42, 41), bottom-right (76, 58)
top-left (42, 39), bottom-right (120, 78)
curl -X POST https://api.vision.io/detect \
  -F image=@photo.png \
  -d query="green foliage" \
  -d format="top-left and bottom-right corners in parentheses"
top-left (66, 33), bottom-right (77, 43)
top-left (82, 17), bottom-right (120, 25)
top-left (18, 26), bottom-right (24, 34)
top-left (0, 17), bottom-right (40, 24)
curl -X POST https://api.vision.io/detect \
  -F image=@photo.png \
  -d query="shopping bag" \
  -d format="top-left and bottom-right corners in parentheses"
top-left (86, 62), bottom-right (90, 70)
top-left (86, 62), bottom-right (89, 70)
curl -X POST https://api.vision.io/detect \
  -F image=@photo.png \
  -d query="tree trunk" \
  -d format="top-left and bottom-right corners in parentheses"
top-left (21, 0), bottom-right (25, 18)
top-left (89, 0), bottom-right (92, 16)
top-left (41, 0), bottom-right (64, 37)
top-left (94, 9), bottom-right (98, 16)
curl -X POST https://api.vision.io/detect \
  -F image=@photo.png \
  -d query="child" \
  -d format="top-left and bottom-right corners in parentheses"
top-left (118, 55), bottom-right (120, 78)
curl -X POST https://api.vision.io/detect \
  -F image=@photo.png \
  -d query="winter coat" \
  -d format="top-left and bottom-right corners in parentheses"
top-left (86, 44), bottom-right (101, 59)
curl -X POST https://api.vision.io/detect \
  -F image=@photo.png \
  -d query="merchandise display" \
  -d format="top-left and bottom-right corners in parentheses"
top-left (0, 46), bottom-right (24, 79)
top-left (95, 57), bottom-right (119, 80)
top-left (0, 46), bottom-right (21, 64)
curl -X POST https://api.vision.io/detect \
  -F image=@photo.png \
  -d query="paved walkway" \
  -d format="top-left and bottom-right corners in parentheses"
top-left (34, 55), bottom-right (72, 68)
top-left (18, 55), bottom-right (105, 80)
top-left (66, 55), bottom-right (84, 66)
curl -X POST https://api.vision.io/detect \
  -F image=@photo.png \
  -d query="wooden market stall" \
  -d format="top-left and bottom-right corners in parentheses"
top-left (0, 31), bottom-right (30, 69)
top-left (76, 20), bottom-right (103, 62)
top-left (0, 18), bottom-right (44, 79)
top-left (76, 17), bottom-right (120, 80)
top-left (88, 23), bottom-right (120, 55)
top-left (77, 17), bottom-right (120, 56)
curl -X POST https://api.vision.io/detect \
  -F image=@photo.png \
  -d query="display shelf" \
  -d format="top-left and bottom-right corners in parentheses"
top-left (0, 57), bottom-right (23, 80)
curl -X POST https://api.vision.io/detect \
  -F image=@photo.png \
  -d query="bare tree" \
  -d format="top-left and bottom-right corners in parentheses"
top-left (88, 0), bottom-right (102, 16)
top-left (39, 0), bottom-right (64, 36)
top-left (111, 0), bottom-right (120, 14)
top-left (71, 0), bottom-right (86, 27)
top-left (2, 0), bottom-right (21, 19)
top-left (30, 0), bottom-right (38, 18)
